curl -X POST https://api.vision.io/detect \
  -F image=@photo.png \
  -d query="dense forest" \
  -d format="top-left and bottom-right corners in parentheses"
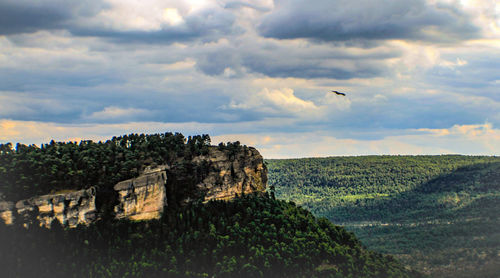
top-left (0, 134), bottom-right (424, 277)
top-left (0, 133), bottom-right (248, 201)
top-left (266, 156), bottom-right (500, 278)
top-left (0, 194), bottom-right (422, 278)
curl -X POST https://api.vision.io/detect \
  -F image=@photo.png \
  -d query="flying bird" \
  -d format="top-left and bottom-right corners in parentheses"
top-left (331, 90), bottom-right (346, 96)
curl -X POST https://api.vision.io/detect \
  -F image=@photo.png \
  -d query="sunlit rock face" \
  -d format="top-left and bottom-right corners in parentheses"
top-left (0, 201), bottom-right (14, 225)
top-left (194, 147), bottom-right (267, 201)
top-left (112, 147), bottom-right (267, 218)
top-left (0, 146), bottom-right (268, 227)
top-left (5, 187), bottom-right (98, 228)
top-left (114, 166), bottom-right (168, 221)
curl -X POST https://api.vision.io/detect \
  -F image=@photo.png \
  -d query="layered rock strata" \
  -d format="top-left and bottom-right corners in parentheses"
top-left (193, 147), bottom-right (267, 201)
top-left (114, 166), bottom-right (168, 221)
top-left (0, 187), bottom-right (97, 228)
top-left (0, 146), bottom-right (267, 227)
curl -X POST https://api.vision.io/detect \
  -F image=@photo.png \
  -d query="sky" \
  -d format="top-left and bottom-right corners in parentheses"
top-left (0, 0), bottom-right (499, 158)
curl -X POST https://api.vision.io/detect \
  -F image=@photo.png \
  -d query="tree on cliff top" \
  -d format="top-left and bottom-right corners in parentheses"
top-left (0, 132), bottom-right (220, 201)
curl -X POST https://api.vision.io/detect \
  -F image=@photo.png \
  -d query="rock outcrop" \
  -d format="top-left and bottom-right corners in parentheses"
top-left (114, 166), bottom-right (168, 221)
top-left (193, 146), bottom-right (267, 201)
top-left (0, 145), bottom-right (267, 227)
top-left (0, 187), bottom-right (98, 228)
top-left (0, 201), bottom-right (14, 225)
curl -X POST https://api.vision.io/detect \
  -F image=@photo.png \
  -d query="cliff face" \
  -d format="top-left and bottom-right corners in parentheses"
top-left (194, 146), bottom-right (267, 201)
top-left (0, 201), bottom-right (14, 225)
top-left (114, 166), bottom-right (168, 221)
top-left (0, 146), bottom-right (267, 226)
top-left (0, 187), bottom-right (97, 228)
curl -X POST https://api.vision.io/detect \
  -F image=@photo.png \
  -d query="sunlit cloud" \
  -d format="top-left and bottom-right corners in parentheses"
top-left (0, 119), bottom-right (218, 145)
top-left (86, 106), bottom-right (149, 122)
top-left (3, 119), bottom-right (498, 158)
top-left (0, 0), bottom-right (499, 156)
top-left (419, 123), bottom-right (499, 138)
top-left (227, 88), bottom-right (318, 114)
top-left (214, 123), bottom-right (500, 158)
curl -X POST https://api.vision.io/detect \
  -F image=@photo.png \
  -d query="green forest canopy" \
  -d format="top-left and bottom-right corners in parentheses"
top-left (0, 194), bottom-right (422, 278)
top-left (0, 133), bottom-right (427, 277)
top-left (266, 156), bottom-right (500, 278)
top-left (0, 133), bottom-right (251, 201)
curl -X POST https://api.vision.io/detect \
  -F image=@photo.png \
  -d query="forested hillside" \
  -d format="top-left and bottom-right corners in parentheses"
top-left (0, 134), bottom-right (424, 277)
top-left (0, 133), bottom-right (202, 200)
top-left (0, 194), bottom-right (421, 278)
top-left (0, 133), bottom-right (250, 201)
top-left (267, 156), bottom-right (500, 278)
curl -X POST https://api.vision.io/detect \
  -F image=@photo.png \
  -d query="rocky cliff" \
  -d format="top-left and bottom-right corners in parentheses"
top-left (0, 201), bottom-right (14, 225)
top-left (114, 166), bottom-right (168, 221)
top-left (0, 145), bottom-right (267, 226)
top-left (113, 146), bottom-right (268, 221)
top-left (192, 146), bottom-right (267, 201)
top-left (0, 187), bottom-right (97, 228)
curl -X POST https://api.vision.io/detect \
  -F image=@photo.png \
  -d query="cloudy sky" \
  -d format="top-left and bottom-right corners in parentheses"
top-left (0, 0), bottom-right (499, 158)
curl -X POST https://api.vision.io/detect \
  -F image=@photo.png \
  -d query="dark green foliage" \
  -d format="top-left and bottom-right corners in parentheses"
top-left (0, 133), bottom-right (212, 201)
top-left (0, 135), bottom-right (423, 277)
top-left (0, 194), bottom-right (421, 278)
top-left (266, 156), bottom-right (500, 278)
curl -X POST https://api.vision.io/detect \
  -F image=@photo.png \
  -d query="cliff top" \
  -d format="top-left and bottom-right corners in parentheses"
top-left (0, 133), bottom-right (259, 201)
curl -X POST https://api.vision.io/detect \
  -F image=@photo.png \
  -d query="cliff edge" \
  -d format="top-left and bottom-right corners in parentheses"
top-left (0, 145), bottom-right (267, 226)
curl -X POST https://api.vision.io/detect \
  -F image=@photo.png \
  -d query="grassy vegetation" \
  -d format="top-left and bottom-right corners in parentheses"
top-left (266, 156), bottom-right (500, 278)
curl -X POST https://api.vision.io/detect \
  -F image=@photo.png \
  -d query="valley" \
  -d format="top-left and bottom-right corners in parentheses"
top-left (267, 156), bottom-right (500, 278)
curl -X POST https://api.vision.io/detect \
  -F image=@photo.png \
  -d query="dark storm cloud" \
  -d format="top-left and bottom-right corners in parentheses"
top-left (259, 0), bottom-right (479, 42)
top-left (0, 0), bottom-right (105, 35)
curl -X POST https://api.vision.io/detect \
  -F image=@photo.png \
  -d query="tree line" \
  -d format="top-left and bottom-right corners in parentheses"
top-left (0, 133), bottom-right (212, 201)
